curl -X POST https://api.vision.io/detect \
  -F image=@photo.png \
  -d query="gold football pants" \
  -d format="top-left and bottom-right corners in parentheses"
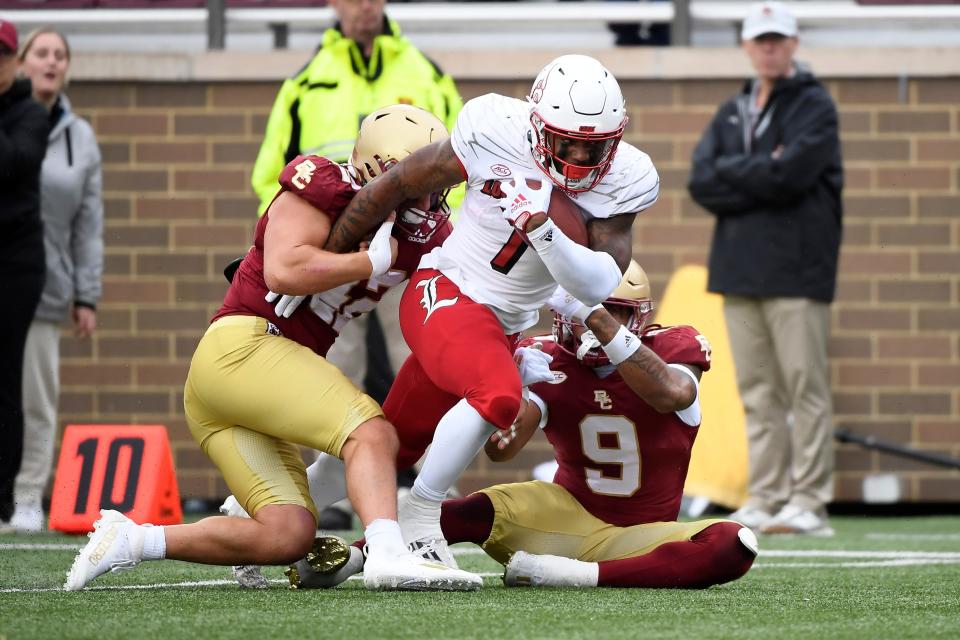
top-left (183, 315), bottom-right (382, 519)
top-left (480, 480), bottom-right (728, 564)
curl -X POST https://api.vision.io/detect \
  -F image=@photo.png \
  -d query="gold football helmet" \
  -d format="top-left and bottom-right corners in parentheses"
top-left (351, 104), bottom-right (451, 242)
top-left (553, 260), bottom-right (655, 366)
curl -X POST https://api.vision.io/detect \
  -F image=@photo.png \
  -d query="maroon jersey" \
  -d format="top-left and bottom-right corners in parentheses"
top-left (213, 155), bottom-right (450, 356)
top-left (528, 325), bottom-right (711, 527)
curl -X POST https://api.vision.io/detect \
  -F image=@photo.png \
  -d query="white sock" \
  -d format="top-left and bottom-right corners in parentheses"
top-left (141, 525), bottom-right (166, 561)
top-left (364, 519), bottom-right (406, 558)
top-left (306, 452), bottom-right (348, 512)
top-left (412, 399), bottom-right (496, 503)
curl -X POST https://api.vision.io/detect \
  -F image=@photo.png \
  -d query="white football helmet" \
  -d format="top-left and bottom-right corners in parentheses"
top-left (527, 55), bottom-right (628, 193)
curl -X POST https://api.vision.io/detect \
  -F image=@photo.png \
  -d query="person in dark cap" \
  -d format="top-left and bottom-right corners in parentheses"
top-left (0, 17), bottom-right (49, 529)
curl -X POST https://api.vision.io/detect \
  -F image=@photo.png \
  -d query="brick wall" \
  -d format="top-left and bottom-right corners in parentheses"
top-left (58, 74), bottom-right (959, 504)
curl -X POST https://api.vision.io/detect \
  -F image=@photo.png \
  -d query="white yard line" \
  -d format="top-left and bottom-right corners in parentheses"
top-left (866, 533), bottom-right (960, 541)
top-left (0, 574), bottom-right (505, 594)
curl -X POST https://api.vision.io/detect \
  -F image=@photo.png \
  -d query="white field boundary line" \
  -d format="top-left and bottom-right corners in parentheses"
top-left (3, 557), bottom-right (960, 594)
top-left (3, 544), bottom-right (960, 560)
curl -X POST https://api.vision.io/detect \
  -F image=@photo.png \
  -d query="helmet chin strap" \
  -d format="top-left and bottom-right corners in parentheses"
top-left (576, 330), bottom-right (602, 361)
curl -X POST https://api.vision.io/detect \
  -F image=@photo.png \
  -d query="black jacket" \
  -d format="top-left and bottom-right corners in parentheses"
top-left (688, 67), bottom-right (843, 303)
top-left (0, 77), bottom-right (49, 271)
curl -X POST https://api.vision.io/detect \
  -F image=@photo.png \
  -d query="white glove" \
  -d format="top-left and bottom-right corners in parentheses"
top-left (513, 345), bottom-right (555, 387)
top-left (264, 291), bottom-right (307, 319)
top-left (499, 177), bottom-right (552, 232)
top-left (366, 219), bottom-right (396, 277)
top-left (547, 285), bottom-right (602, 324)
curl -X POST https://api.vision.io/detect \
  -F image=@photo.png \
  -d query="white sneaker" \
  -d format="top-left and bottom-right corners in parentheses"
top-left (64, 510), bottom-right (144, 591)
top-left (286, 536), bottom-right (363, 589)
top-left (398, 492), bottom-right (459, 569)
top-left (10, 503), bottom-right (44, 533)
top-left (362, 551), bottom-right (483, 592)
top-left (503, 551), bottom-right (598, 588)
top-left (761, 505), bottom-right (835, 537)
top-left (728, 506), bottom-right (774, 530)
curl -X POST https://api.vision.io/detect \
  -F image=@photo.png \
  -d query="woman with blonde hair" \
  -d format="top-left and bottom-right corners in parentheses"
top-left (10, 27), bottom-right (103, 532)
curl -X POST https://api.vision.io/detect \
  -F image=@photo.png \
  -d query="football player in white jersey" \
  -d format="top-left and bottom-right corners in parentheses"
top-left (323, 54), bottom-right (660, 566)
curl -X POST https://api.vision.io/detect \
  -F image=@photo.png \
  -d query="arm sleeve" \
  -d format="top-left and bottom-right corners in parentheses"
top-left (713, 92), bottom-right (839, 206)
top-left (527, 222), bottom-right (622, 306)
top-left (667, 364), bottom-right (701, 427)
top-left (71, 131), bottom-right (104, 307)
top-left (527, 391), bottom-right (550, 430)
top-left (687, 109), bottom-right (760, 216)
top-left (251, 77), bottom-right (301, 216)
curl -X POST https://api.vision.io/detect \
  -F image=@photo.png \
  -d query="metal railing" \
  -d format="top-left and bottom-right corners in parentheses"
top-left (5, 1), bottom-right (960, 48)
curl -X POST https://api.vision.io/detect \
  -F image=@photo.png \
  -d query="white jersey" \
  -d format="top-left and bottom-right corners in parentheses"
top-left (420, 93), bottom-right (660, 334)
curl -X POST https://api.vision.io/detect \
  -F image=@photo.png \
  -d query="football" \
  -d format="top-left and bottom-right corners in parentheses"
top-left (547, 187), bottom-right (589, 246)
top-left (506, 178), bottom-right (589, 246)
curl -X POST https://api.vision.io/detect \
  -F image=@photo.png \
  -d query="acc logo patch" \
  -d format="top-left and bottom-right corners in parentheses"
top-left (491, 164), bottom-right (511, 177)
top-left (548, 371), bottom-right (567, 384)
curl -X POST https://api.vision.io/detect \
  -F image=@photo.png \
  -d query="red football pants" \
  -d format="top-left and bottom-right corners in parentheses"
top-left (384, 270), bottom-right (523, 469)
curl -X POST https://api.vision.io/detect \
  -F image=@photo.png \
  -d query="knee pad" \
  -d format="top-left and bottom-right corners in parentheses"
top-left (479, 389), bottom-right (522, 431)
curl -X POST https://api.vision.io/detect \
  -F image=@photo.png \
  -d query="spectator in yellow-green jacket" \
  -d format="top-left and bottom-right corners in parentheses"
top-left (251, 0), bottom-right (462, 213)
top-left (247, 0), bottom-right (463, 534)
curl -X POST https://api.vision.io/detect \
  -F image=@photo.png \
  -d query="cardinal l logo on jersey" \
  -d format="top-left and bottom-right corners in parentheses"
top-left (417, 276), bottom-right (458, 324)
top-left (594, 390), bottom-right (613, 410)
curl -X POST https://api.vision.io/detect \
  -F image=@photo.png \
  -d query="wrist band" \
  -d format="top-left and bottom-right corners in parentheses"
top-left (601, 325), bottom-right (641, 366)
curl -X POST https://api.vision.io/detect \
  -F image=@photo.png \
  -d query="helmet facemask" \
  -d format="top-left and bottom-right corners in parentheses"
top-left (553, 297), bottom-right (654, 367)
top-left (351, 104), bottom-right (452, 243)
top-left (529, 112), bottom-right (625, 193)
top-left (395, 189), bottom-right (451, 244)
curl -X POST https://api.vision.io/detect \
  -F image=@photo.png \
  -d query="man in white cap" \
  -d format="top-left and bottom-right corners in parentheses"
top-left (688, 2), bottom-right (843, 537)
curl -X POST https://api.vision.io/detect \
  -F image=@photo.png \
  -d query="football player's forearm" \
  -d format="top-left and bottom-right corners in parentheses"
top-left (325, 173), bottom-right (402, 254)
top-left (325, 139), bottom-right (465, 254)
top-left (530, 227), bottom-right (621, 306)
top-left (264, 248), bottom-right (371, 295)
top-left (585, 310), bottom-right (695, 413)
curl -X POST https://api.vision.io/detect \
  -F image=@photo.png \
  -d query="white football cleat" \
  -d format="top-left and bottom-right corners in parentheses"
top-left (407, 536), bottom-right (459, 569)
top-left (218, 495), bottom-right (266, 587)
top-left (398, 492), bottom-right (459, 569)
top-left (503, 551), bottom-right (598, 588)
top-left (363, 551), bottom-right (483, 592)
top-left (285, 536), bottom-right (363, 589)
top-left (64, 510), bottom-right (144, 591)
top-left (727, 506), bottom-right (774, 530)
top-left (233, 564), bottom-right (269, 589)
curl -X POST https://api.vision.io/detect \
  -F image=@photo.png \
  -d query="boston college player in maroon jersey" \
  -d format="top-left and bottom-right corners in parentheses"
top-left (438, 261), bottom-right (758, 588)
top-left (63, 105), bottom-right (481, 593)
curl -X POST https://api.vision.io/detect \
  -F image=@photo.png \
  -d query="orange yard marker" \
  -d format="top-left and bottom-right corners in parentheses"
top-left (49, 425), bottom-right (183, 534)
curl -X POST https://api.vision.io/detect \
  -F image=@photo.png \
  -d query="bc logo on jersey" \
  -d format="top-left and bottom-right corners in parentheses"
top-left (291, 159), bottom-right (317, 190)
top-left (416, 276), bottom-right (459, 324)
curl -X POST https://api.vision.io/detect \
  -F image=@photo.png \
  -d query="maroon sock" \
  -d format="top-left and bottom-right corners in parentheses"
top-left (440, 493), bottom-right (495, 545)
top-left (597, 521), bottom-right (755, 588)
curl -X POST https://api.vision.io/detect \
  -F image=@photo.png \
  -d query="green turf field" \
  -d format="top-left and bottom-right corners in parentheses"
top-left (2, 515), bottom-right (958, 639)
